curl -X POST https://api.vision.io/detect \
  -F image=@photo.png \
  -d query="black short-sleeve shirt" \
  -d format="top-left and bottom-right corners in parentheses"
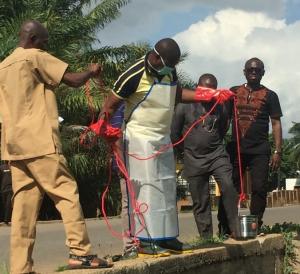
top-left (230, 84), bottom-right (282, 154)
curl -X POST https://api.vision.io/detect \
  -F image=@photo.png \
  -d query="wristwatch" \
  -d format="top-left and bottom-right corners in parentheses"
top-left (274, 150), bottom-right (282, 156)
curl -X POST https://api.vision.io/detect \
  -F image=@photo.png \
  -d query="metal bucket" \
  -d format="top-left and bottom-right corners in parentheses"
top-left (239, 215), bottom-right (258, 239)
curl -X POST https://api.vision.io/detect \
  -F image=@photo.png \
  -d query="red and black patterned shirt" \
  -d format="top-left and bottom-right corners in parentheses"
top-left (231, 84), bottom-right (282, 154)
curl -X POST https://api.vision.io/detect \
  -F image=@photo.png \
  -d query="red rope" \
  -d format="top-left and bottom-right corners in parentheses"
top-left (127, 97), bottom-right (221, 161)
top-left (233, 97), bottom-right (246, 208)
top-left (79, 82), bottom-right (98, 148)
top-left (97, 98), bottom-right (223, 241)
top-left (84, 80), bottom-right (95, 124)
top-left (81, 81), bottom-right (148, 242)
top-left (98, 100), bottom-right (221, 241)
top-left (80, 82), bottom-right (243, 241)
top-left (114, 144), bottom-right (148, 239)
top-left (100, 145), bottom-right (147, 243)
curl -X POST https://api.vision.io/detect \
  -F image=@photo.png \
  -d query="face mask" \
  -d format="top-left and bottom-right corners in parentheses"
top-left (156, 65), bottom-right (174, 76)
top-left (148, 47), bottom-right (175, 76)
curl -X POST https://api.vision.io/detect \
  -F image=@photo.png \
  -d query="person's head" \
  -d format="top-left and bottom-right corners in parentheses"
top-left (198, 73), bottom-right (218, 89)
top-left (243, 57), bottom-right (265, 85)
top-left (18, 20), bottom-right (49, 50)
top-left (147, 38), bottom-right (181, 76)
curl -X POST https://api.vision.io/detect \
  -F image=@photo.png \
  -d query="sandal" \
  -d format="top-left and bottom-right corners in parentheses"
top-left (68, 254), bottom-right (113, 269)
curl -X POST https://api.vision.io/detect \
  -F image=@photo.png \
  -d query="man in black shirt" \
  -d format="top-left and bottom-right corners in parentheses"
top-left (225, 57), bottom-right (283, 230)
top-left (171, 74), bottom-right (240, 238)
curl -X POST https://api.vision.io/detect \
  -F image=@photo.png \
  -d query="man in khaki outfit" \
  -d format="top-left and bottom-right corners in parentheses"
top-left (0, 20), bottom-right (113, 273)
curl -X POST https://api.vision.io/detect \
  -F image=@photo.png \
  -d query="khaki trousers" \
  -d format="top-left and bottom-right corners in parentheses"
top-left (10, 153), bottom-right (91, 274)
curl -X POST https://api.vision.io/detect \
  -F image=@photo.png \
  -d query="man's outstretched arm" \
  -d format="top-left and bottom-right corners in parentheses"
top-left (62, 64), bottom-right (101, 88)
top-left (177, 84), bottom-right (235, 104)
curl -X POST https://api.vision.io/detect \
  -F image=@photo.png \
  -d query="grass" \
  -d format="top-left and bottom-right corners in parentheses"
top-left (189, 222), bottom-right (300, 274)
top-left (189, 235), bottom-right (225, 249)
top-left (260, 222), bottom-right (300, 274)
top-left (43, 223), bottom-right (300, 273)
top-left (55, 265), bottom-right (69, 272)
top-left (0, 262), bottom-right (9, 274)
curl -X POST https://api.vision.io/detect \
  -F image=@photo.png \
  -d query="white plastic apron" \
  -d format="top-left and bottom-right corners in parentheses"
top-left (125, 80), bottom-right (178, 240)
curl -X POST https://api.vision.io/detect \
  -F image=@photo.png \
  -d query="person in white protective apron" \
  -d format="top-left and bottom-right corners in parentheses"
top-left (100, 38), bottom-right (220, 259)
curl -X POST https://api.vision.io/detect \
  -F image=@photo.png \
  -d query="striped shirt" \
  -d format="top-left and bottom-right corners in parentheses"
top-left (112, 53), bottom-right (178, 121)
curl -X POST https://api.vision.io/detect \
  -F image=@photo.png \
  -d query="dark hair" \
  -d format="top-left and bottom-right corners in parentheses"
top-left (198, 73), bottom-right (218, 87)
top-left (155, 38), bottom-right (181, 65)
top-left (244, 57), bottom-right (264, 69)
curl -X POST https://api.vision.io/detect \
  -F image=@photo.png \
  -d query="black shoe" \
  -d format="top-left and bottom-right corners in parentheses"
top-left (257, 220), bottom-right (265, 236)
top-left (257, 227), bottom-right (265, 237)
top-left (154, 238), bottom-right (193, 254)
top-left (120, 247), bottom-right (139, 260)
top-left (138, 240), bottom-right (170, 258)
top-left (218, 223), bottom-right (231, 237)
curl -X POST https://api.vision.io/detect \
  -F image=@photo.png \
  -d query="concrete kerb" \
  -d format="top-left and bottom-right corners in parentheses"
top-left (60, 234), bottom-right (284, 274)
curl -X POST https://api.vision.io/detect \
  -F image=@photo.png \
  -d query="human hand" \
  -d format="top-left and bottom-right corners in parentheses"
top-left (269, 153), bottom-right (281, 171)
top-left (88, 63), bottom-right (102, 78)
top-left (212, 89), bottom-right (235, 104)
top-left (194, 86), bottom-right (218, 102)
top-left (194, 86), bottom-right (234, 103)
top-left (89, 118), bottom-right (122, 143)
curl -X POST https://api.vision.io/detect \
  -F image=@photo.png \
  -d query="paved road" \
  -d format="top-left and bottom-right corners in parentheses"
top-left (1, 205), bottom-right (300, 273)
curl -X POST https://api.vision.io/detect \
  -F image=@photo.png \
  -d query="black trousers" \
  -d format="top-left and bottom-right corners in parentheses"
top-left (1, 191), bottom-right (12, 223)
top-left (236, 154), bottom-right (269, 226)
top-left (187, 154), bottom-right (239, 238)
top-left (219, 153), bottom-right (269, 232)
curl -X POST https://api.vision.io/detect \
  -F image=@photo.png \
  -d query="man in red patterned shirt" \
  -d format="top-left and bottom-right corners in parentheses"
top-left (219, 58), bottom-right (283, 234)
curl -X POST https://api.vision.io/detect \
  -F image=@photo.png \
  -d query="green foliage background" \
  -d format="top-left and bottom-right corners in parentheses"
top-left (0, 0), bottom-right (150, 217)
top-left (1, 0), bottom-right (300, 218)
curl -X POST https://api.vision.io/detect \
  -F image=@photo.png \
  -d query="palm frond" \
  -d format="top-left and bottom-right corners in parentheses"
top-left (0, 0), bottom-right (147, 216)
top-left (84, 0), bottom-right (130, 32)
